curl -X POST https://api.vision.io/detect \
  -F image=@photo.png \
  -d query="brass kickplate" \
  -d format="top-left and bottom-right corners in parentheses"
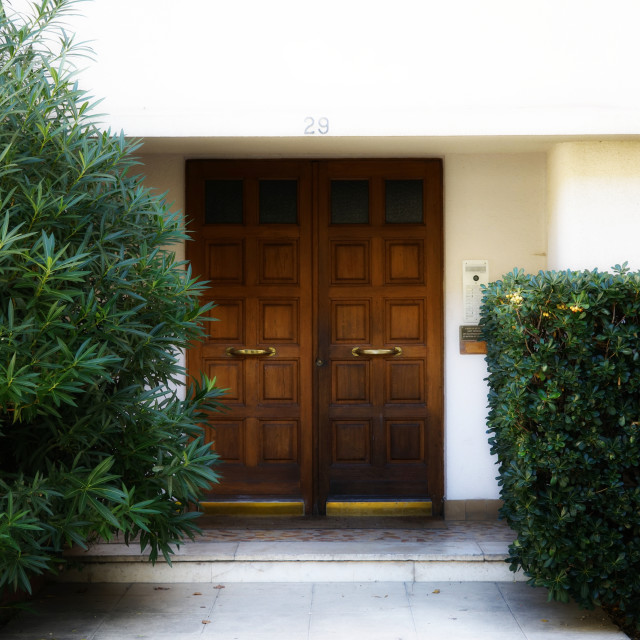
top-left (326, 500), bottom-right (432, 517)
top-left (199, 501), bottom-right (305, 516)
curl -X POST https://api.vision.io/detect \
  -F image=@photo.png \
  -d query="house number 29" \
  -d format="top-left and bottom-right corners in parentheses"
top-left (304, 117), bottom-right (329, 135)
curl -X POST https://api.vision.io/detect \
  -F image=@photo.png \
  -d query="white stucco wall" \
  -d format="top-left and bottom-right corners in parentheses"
top-left (138, 151), bottom-right (548, 501)
top-left (36, 0), bottom-right (640, 138)
top-left (548, 142), bottom-right (640, 272)
top-left (444, 154), bottom-right (547, 499)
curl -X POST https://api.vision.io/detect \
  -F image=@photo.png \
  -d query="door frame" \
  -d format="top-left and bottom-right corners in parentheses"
top-left (185, 159), bottom-right (444, 516)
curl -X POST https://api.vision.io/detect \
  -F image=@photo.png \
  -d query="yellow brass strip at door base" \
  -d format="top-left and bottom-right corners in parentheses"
top-left (326, 500), bottom-right (432, 517)
top-left (199, 501), bottom-right (304, 516)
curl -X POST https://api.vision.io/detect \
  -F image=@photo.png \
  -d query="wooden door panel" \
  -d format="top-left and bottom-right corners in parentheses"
top-left (203, 359), bottom-right (244, 404)
top-left (327, 466), bottom-right (429, 496)
top-left (332, 362), bottom-right (370, 404)
top-left (385, 240), bottom-right (424, 283)
top-left (207, 421), bottom-right (244, 463)
top-left (385, 299), bottom-right (424, 342)
top-left (260, 360), bottom-right (299, 403)
top-left (332, 301), bottom-right (370, 343)
top-left (186, 160), bottom-right (313, 507)
top-left (333, 421), bottom-right (371, 463)
top-left (386, 361), bottom-right (425, 403)
top-left (259, 421), bottom-right (299, 463)
top-left (259, 240), bottom-right (299, 284)
top-left (260, 301), bottom-right (299, 343)
top-left (331, 241), bottom-right (371, 284)
top-left (317, 159), bottom-right (443, 512)
top-left (208, 241), bottom-right (244, 283)
top-left (206, 300), bottom-right (244, 341)
top-left (387, 420), bottom-right (425, 462)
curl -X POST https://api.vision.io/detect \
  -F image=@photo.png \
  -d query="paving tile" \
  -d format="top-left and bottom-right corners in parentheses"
top-left (497, 583), bottom-right (627, 638)
top-left (311, 581), bottom-right (410, 613)
top-left (496, 581), bottom-right (551, 604)
top-left (211, 582), bottom-right (313, 615)
top-left (94, 635), bottom-right (206, 640)
top-left (124, 582), bottom-right (216, 596)
top-left (202, 612), bottom-right (311, 639)
top-left (309, 608), bottom-right (417, 640)
top-left (2, 610), bottom-right (108, 636)
top-left (42, 582), bottom-right (131, 596)
top-left (3, 636), bottom-right (102, 640)
top-left (511, 610), bottom-right (626, 637)
top-left (408, 582), bottom-right (525, 639)
top-left (522, 633), bottom-right (628, 639)
top-left (28, 582), bottom-right (130, 613)
top-left (414, 625), bottom-right (525, 640)
top-left (111, 590), bottom-right (217, 614)
top-left (409, 581), bottom-right (527, 638)
top-left (2, 579), bottom-right (630, 640)
top-left (96, 612), bottom-right (208, 636)
top-left (412, 608), bottom-right (527, 639)
top-left (408, 581), bottom-right (510, 612)
top-left (499, 583), bottom-right (619, 621)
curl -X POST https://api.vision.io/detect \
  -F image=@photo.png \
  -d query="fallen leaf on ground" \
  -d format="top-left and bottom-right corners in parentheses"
top-left (432, 589), bottom-right (440, 594)
top-left (193, 592), bottom-right (202, 596)
top-left (202, 620), bottom-right (211, 624)
top-left (213, 584), bottom-right (225, 589)
top-left (154, 587), bottom-right (170, 591)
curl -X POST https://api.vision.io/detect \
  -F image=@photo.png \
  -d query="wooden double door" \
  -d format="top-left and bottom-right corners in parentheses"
top-left (186, 160), bottom-right (443, 515)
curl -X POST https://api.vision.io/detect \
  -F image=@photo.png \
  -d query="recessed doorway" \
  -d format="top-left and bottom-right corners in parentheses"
top-left (186, 159), bottom-right (443, 515)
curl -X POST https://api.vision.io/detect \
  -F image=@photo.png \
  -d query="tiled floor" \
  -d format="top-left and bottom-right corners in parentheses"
top-left (2, 580), bottom-right (628, 639)
top-left (195, 519), bottom-right (514, 544)
top-left (2, 521), bottom-right (630, 638)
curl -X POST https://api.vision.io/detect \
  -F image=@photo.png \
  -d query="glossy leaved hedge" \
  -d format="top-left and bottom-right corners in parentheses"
top-left (481, 266), bottom-right (640, 630)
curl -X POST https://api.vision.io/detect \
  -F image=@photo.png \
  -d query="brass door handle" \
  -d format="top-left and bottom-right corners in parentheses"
top-left (351, 346), bottom-right (403, 357)
top-left (226, 347), bottom-right (277, 357)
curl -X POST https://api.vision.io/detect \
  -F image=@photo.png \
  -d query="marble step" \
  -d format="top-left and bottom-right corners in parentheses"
top-left (58, 530), bottom-right (526, 584)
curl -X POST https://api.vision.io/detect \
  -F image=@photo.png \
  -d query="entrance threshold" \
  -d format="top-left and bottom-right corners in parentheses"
top-left (199, 499), bottom-right (432, 517)
top-left (326, 499), bottom-right (432, 517)
top-left (200, 500), bottom-right (305, 516)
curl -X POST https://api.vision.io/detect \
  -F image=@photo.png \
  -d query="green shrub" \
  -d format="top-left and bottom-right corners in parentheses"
top-left (481, 265), bottom-right (640, 630)
top-left (0, 0), bottom-right (223, 595)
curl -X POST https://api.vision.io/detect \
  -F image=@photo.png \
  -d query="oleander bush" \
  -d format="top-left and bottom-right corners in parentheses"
top-left (0, 0), bottom-right (222, 596)
top-left (481, 265), bottom-right (640, 632)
